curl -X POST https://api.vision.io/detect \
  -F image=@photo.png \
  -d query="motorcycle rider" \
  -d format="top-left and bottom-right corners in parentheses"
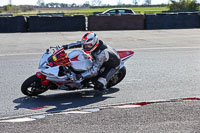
top-left (62, 32), bottom-right (121, 90)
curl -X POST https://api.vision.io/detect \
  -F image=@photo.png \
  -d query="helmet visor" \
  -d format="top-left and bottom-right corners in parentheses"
top-left (83, 43), bottom-right (93, 51)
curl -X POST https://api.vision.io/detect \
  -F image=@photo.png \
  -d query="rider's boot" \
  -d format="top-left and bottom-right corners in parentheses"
top-left (94, 78), bottom-right (107, 91)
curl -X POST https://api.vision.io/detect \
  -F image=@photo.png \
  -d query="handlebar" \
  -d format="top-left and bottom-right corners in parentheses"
top-left (48, 46), bottom-right (61, 53)
top-left (50, 46), bottom-right (61, 50)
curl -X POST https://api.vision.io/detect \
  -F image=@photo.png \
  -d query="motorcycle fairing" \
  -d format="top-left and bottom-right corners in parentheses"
top-left (117, 50), bottom-right (134, 61)
top-left (68, 50), bottom-right (93, 72)
top-left (39, 52), bottom-right (52, 69)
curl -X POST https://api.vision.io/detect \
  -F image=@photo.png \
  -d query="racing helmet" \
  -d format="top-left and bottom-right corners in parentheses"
top-left (81, 32), bottom-right (99, 54)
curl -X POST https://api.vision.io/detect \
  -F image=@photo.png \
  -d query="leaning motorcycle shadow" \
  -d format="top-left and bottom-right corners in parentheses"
top-left (13, 88), bottom-right (119, 113)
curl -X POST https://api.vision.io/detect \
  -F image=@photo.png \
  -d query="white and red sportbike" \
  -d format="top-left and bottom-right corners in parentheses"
top-left (21, 46), bottom-right (134, 96)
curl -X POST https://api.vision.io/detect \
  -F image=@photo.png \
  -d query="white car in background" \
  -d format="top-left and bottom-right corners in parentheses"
top-left (101, 8), bottom-right (135, 15)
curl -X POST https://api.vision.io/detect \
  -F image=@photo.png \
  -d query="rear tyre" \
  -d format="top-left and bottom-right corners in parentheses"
top-left (107, 66), bottom-right (126, 88)
top-left (21, 75), bottom-right (48, 96)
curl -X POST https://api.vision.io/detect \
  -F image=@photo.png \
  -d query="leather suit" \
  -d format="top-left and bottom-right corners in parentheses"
top-left (63, 40), bottom-right (121, 89)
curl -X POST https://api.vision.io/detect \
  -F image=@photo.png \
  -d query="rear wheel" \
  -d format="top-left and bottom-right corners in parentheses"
top-left (107, 66), bottom-right (126, 88)
top-left (21, 75), bottom-right (48, 96)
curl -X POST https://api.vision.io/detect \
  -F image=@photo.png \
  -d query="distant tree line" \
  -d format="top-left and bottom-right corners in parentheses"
top-left (3, 5), bottom-right (34, 13)
top-left (36, 3), bottom-right (167, 9)
top-left (36, 2), bottom-right (90, 8)
top-left (35, 0), bottom-right (154, 8)
top-left (168, 0), bottom-right (199, 11)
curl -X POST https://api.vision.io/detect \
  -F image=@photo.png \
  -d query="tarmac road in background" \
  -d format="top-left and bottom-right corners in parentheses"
top-left (0, 29), bottom-right (200, 132)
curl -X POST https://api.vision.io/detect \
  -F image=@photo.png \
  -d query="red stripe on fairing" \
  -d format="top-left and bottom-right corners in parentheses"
top-left (36, 72), bottom-right (46, 79)
top-left (117, 50), bottom-right (134, 59)
top-left (70, 55), bottom-right (79, 61)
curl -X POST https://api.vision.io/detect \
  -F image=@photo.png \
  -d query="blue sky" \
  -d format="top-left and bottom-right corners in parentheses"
top-left (0, 0), bottom-right (171, 6)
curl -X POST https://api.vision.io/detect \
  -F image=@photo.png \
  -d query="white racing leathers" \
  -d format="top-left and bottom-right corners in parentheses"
top-left (64, 40), bottom-right (121, 88)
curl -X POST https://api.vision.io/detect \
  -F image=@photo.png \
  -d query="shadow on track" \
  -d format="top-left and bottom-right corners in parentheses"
top-left (13, 88), bottom-right (119, 113)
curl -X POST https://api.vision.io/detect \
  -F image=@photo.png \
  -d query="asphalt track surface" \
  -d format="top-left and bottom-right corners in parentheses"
top-left (0, 29), bottom-right (200, 132)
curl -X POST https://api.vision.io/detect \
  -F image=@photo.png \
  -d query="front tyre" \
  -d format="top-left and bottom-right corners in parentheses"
top-left (21, 75), bottom-right (48, 96)
top-left (107, 66), bottom-right (126, 88)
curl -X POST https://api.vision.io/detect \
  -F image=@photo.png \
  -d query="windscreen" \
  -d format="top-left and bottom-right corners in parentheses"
top-left (47, 48), bottom-right (70, 66)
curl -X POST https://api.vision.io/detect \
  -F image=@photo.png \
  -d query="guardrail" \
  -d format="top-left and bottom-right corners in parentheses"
top-left (88, 14), bottom-right (145, 30)
top-left (0, 13), bottom-right (199, 33)
top-left (0, 16), bottom-right (27, 33)
top-left (28, 15), bottom-right (86, 32)
top-left (145, 13), bottom-right (200, 29)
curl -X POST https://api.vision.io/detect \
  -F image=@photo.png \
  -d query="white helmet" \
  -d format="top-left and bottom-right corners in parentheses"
top-left (81, 32), bottom-right (99, 54)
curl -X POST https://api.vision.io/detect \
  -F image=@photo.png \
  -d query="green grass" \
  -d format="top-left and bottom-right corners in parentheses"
top-left (131, 6), bottom-right (169, 13)
top-left (10, 6), bottom-right (169, 16)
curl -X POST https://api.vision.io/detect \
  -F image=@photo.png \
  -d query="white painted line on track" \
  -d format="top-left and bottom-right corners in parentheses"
top-left (113, 105), bottom-right (141, 108)
top-left (0, 46), bottom-right (200, 57)
top-left (0, 115), bottom-right (46, 123)
top-left (0, 117), bottom-right (36, 123)
top-left (134, 46), bottom-right (200, 51)
top-left (60, 111), bottom-right (91, 114)
top-left (0, 53), bottom-right (42, 57)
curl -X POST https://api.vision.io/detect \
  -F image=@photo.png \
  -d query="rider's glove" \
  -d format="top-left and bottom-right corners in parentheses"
top-left (76, 74), bottom-right (83, 80)
top-left (62, 44), bottom-right (68, 50)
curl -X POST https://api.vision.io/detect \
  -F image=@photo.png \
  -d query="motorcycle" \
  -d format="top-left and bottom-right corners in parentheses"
top-left (21, 45), bottom-right (134, 96)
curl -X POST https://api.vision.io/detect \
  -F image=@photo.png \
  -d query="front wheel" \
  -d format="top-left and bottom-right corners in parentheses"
top-left (21, 75), bottom-right (48, 96)
top-left (107, 66), bottom-right (126, 88)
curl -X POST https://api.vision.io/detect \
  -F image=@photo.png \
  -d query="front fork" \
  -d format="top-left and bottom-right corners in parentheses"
top-left (36, 72), bottom-right (50, 86)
